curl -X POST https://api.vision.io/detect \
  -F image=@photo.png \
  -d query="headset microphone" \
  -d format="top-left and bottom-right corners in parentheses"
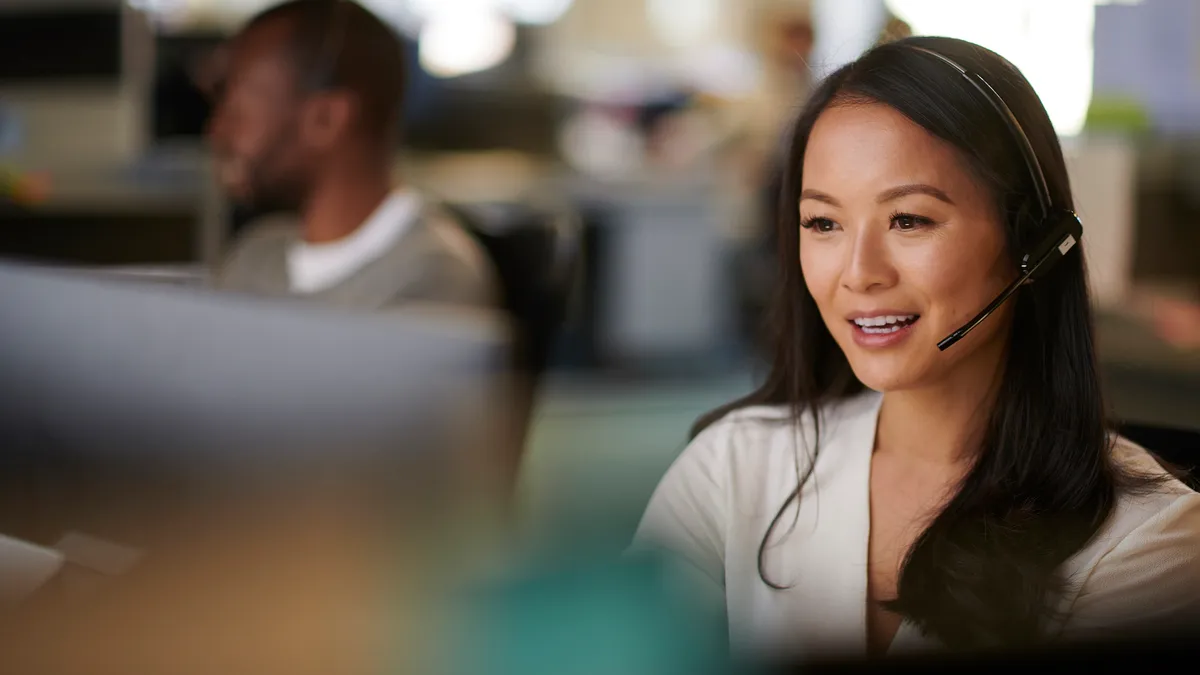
top-left (937, 211), bottom-right (1082, 351)
top-left (907, 46), bottom-right (1085, 352)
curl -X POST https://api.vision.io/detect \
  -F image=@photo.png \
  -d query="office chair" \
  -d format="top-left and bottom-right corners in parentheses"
top-left (450, 198), bottom-right (584, 466)
top-left (1117, 422), bottom-right (1200, 491)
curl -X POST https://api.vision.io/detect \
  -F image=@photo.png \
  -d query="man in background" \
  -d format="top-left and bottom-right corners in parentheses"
top-left (208, 0), bottom-right (499, 311)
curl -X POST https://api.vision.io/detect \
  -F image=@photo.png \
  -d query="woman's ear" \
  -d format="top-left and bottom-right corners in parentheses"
top-left (300, 92), bottom-right (356, 151)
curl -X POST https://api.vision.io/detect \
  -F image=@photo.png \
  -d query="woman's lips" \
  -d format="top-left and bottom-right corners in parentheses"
top-left (848, 314), bottom-right (920, 348)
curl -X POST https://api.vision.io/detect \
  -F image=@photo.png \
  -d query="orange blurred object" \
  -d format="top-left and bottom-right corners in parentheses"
top-left (1150, 295), bottom-right (1200, 350)
top-left (2, 168), bottom-right (50, 205)
top-left (12, 171), bottom-right (52, 204)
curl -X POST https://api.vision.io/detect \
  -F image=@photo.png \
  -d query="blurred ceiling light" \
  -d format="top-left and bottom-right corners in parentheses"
top-left (191, 0), bottom-right (277, 17)
top-left (418, 9), bottom-right (517, 78)
top-left (404, 0), bottom-right (573, 24)
top-left (127, 0), bottom-right (176, 11)
top-left (355, 0), bottom-right (411, 22)
top-left (404, 0), bottom-right (457, 18)
top-left (885, 0), bottom-right (1097, 136)
top-left (496, 0), bottom-right (575, 25)
top-left (646, 0), bottom-right (722, 48)
top-left (127, 0), bottom-right (187, 25)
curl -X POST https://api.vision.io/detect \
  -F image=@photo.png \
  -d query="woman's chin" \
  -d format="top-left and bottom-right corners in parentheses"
top-left (844, 353), bottom-right (931, 393)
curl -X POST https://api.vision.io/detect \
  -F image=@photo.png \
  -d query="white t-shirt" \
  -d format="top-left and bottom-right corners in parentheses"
top-left (633, 389), bottom-right (1200, 659)
top-left (286, 189), bottom-right (421, 294)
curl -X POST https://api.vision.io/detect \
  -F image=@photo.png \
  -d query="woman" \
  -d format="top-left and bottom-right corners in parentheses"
top-left (633, 36), bottom-right (1200, 659)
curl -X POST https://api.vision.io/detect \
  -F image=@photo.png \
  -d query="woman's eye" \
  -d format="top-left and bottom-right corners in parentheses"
top-left (801, 217), bottom-right (838, 233)
top-left (891, 213), bottom-right (932, 231)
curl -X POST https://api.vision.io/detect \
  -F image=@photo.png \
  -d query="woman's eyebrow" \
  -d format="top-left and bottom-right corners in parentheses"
top-left (799, 189), bottom-right (840, 206)
top-left (876, 183), bottom-right (955, 205)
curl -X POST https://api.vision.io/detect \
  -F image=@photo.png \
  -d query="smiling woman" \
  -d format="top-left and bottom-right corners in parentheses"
top-left (797, 101), bottom-right (1014, 391)
top-left (630, 36), bottom-right (1200, 661)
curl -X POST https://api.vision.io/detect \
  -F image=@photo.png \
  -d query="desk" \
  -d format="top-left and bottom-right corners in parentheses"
top-left (0, 148), bottom-right (225, 267)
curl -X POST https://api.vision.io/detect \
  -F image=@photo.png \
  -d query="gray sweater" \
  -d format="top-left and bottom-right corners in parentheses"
top-left (213, 202), bottom-right (501, 312)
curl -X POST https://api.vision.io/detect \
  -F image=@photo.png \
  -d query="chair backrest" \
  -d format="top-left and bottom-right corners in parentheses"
top-left (449, 199), bottom-right (583, 385)
top-left (1118, 422), bottom-right (1200, 491)
top-left (449, 199), bottom-right (583, 484)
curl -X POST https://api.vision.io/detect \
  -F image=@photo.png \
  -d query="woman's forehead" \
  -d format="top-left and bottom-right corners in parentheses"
top-left (801, 102), bottom-right (985, 203)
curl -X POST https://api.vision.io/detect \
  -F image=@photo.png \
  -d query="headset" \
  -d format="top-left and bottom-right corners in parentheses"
top-left (307, 0), bottom-right (350, 92)
top-left (906, 46), bottom-right (1084, 351)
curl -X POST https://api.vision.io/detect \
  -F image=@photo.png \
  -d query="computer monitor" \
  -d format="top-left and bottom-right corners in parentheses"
top-left (0, 4), bottom-right (123, 85)
top-left (0, 260), bottom-right (512, 547)
top-left (0, 1), bottom-right (153, 167)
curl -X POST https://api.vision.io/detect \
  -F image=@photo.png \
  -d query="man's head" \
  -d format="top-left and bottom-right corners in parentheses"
top-left (208, 0), bottom-right (407, 211)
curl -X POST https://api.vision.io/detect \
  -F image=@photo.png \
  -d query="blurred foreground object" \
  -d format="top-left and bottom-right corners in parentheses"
top-left (443, 550), bottom-right (730, 675)
top-left (786, 620), bottom-right (1200, 674)
top-left (0, 259), bottom-right (521, 672)
top-left (0, 260), bottom-right (516, 546)
top-left (0, 535), bottom-right (63, 608)
top-left (0, 480), bottom-right (446, 675)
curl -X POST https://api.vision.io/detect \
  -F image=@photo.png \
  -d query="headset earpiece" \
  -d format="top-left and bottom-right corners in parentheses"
top-left (1019, 209), bottom-right (1083, 282)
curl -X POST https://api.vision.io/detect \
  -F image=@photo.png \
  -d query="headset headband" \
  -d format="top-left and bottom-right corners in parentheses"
top-left (906, 46), bottom-right (1052, 219)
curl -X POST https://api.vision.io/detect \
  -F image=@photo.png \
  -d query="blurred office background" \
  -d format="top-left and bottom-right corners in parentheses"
top-left (1, 0), bottom-right (1198, 557)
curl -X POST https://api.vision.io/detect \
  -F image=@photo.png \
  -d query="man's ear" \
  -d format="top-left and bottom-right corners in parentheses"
top-left (300, 92), bottom-right (356, 151)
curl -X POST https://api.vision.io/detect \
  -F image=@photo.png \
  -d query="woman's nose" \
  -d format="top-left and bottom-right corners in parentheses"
top-left (841, 227), bottom-right (898, 294)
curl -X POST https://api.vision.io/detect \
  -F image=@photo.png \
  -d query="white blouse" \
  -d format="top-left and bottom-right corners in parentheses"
top-left (633, 389), bottom-right (1200, 659)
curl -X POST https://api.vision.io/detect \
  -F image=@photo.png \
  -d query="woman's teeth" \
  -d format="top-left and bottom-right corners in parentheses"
top-left (853, 315), bottom-right (918, 334)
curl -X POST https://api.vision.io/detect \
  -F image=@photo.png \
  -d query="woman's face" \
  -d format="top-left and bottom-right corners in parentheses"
top-left (799, 102), bottom-right (1014, 393)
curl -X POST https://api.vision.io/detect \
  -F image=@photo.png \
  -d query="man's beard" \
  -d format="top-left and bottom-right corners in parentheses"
top-left (238, 128), bottom-right (311, 215)
top-left (242, 169), bottom-right (309, 215)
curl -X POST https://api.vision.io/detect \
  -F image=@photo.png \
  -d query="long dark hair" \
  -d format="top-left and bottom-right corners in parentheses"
top-left (695, 36), bottom-right (1159, 649)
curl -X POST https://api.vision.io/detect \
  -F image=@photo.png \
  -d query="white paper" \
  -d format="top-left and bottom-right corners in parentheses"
top-left (0, 534), bottom-right (65, 607)
top-left (53, 532), bottom-right (143, 577)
